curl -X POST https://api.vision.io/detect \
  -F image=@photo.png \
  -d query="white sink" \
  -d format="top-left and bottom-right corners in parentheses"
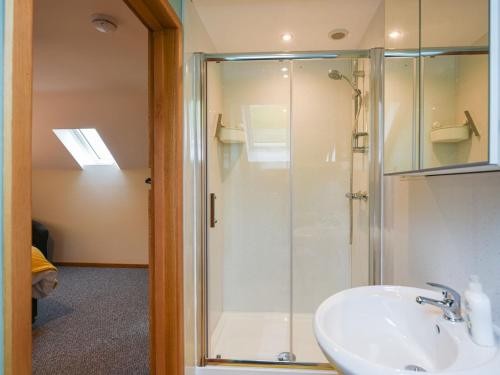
top-left (314, 286), bottom-right (500, 374)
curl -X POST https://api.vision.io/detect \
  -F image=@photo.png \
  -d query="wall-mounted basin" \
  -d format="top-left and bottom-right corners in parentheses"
top-left (314, 286), bottom-right (499, 374)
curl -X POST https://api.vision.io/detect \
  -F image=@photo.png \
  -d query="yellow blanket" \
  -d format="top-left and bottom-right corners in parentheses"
top-left (32, 246), bottom-right (57, 274)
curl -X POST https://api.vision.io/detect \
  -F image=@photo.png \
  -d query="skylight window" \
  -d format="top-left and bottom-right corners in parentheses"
top-left (53, 128), bottom-right (118, 168)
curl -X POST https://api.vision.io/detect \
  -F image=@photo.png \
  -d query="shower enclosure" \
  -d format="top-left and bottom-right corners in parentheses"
top-left (198, 49), bottom-right (383, 368)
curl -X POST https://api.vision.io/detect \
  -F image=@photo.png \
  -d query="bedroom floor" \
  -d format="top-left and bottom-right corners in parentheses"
top-left (32, 266), bottom-right (149, 375)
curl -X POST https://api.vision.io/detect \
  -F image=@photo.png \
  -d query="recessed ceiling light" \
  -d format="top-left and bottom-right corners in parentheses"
top-left (389, 30), bottom-right (402, 39)
top-left (283, 74), bottom-right (289, 79)
top-left (281, 67), bottom-right (288, 72)
top-left (53, 128), bottom-right (118, 168)
top-left (328, 29), bottom-right (349, 41)
top-left (281, 33), bottom-right (293, 42)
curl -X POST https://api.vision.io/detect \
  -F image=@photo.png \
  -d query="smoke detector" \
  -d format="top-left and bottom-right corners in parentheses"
top-left (91, 14), bottom-right (118, 33)
top-left (328, 28), bottom-right (349, 41)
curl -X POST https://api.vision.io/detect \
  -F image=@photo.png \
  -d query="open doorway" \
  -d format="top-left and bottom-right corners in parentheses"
top-left (3, 0), bottom-right (183, 374)
top-left (31, 0), bottom-right (150, 373)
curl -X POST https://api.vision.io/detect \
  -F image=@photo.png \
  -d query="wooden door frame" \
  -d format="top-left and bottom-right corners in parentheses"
top-left (3, 1), bottom-right (184, 374)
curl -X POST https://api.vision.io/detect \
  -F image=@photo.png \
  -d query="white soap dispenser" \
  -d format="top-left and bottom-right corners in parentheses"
top-left (464, 275), bottom-right (495, 347)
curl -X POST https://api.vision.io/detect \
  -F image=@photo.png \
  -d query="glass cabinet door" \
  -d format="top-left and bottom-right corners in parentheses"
top-left (384, 57), bottom-right (419, 173)
top-left (384, 0), bottom-right (491, 174)
top-left (420, 0), bottom-right (489, 169)
top-left (385, 0), bottom-right (420, 51)
top-left (421, 53), bottom-right (489, 169)
top-left (384, 0), bottom-right (420, 173)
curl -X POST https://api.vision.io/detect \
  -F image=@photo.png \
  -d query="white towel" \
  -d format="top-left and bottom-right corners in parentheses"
top-left (32, 270), bottom-right (58, 299)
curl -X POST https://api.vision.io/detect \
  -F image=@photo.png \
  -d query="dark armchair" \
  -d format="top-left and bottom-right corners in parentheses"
top-left (32, 220), bottom-right (51, 323)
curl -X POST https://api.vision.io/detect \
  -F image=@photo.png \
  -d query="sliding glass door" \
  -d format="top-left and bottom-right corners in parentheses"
top-left (204, 54), bottom-right (371, 365)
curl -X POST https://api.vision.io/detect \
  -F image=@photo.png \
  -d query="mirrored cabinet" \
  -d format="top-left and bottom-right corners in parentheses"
top-left (384, 0), bottom-right (497, 175)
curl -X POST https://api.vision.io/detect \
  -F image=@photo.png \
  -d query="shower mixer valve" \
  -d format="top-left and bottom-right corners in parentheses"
top-left (345, 191), bottom-right (368, 201)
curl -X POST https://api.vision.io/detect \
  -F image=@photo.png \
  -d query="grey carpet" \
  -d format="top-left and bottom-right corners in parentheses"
top-left (32, 267), bottom-right (149, 375)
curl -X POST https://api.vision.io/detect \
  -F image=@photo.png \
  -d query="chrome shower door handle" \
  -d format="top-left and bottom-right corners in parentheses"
top-left (210, 193), bottom-right (218, 228)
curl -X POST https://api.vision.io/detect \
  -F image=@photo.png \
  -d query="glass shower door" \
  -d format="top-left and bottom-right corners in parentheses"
top-left (290, 58), bottom-right (371, 363)
top-left (205, 59), bottom-right (292, 361)
top-left (204, 54), bottom-right (372, 365)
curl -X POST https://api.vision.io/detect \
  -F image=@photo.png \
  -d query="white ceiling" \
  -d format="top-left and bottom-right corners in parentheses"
top-left (33, 0), bottom-right (148, 170)
top-left (192, 0), bottom-right (384, 52)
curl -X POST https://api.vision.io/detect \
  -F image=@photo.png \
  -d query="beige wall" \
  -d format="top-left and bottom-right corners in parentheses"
top-left (32, 167), bottom-right (149, 264)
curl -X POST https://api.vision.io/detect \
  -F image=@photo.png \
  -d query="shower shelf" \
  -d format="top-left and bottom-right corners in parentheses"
top-left (217, 127), bottom-right (245, 144)
top-left (215, 113), bottom-right (245, 144)
top-left (430, 125), bottom-right (470, 143)
top-left (431, 110), bottom-right (479, 144)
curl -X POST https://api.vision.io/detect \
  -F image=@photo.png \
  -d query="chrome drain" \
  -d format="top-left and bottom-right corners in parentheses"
top-left (405, 364), bottom-right (427, 372)
top-left (277, 352), bottom-right (296, 362)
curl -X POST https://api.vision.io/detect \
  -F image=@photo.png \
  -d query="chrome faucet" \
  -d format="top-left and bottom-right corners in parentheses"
top-left (416, 282), bottom-right (464, 322)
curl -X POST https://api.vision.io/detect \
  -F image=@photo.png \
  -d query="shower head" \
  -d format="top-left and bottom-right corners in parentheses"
top-left (328, 69), bottom-right (360, 96)
top-left (328, 68), bottom-right (363, 122)
top-left (328, 69), bottom-right (343, 80)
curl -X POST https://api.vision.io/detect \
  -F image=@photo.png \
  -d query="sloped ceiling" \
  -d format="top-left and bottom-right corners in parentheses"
top-left (33, 0), bottom-right (148, 170)
top-left (192, 0), bottom-right (384, 52)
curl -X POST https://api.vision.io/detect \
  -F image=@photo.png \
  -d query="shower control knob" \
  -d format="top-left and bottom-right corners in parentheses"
top-left (345, 191), bottom-right (368, 201)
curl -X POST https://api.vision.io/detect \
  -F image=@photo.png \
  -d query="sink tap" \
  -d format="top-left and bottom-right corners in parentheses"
top-left (416, 282), bottom-right (464, 322)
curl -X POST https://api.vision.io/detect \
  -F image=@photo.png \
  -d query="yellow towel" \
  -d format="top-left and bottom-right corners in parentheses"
top-left (32, 246), bottom-right (57, 274)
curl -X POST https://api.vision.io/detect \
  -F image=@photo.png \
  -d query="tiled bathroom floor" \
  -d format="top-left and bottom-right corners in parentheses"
top-left (210, 312), bottom-right (327, 363)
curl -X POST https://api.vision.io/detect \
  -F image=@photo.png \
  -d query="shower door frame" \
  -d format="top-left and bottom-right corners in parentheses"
top-left (197, 48), bottom-right (384, 370)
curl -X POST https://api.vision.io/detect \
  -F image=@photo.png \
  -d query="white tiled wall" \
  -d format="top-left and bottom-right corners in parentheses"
top-left (383, 172), bottom-right (500, 325)
top-left (207, 58), bottom-right (368, 315)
